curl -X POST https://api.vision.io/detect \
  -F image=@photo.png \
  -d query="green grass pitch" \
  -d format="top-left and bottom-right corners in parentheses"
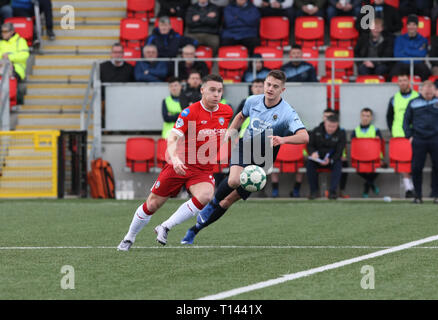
top-left (1, 198), bottom-right (438, 300)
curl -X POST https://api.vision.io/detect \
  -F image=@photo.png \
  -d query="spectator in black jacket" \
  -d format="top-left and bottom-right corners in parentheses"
top-left (281, 44), bottom-right (317, 82)
top-left (100, 43), bottom-right (134, 83)
top-left (185, 0), bottom-right (221, 54)
top-left (429, 36), bottom-right (438, 76)
top-left (157, 0), bottom-right (191, 18)
top-left (357, 0), bottom-right (402, 34)
top-left (179, 70), bottom-right (203, 109)
top-left (354, 18), bottom-right (394, 76)
top-left (327, 0), bottom-right (361, 23)
top-left (175, 44), bottom-right (209, 81)
top-left (145, 16), bottom-right (198, 58)
top-left (306, 114), bottom-right (346, 200)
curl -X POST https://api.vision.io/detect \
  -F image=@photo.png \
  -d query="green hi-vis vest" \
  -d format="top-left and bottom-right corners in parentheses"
top-left (392, 90), bottom-right (419, 138)
top-left (162, 96), bottom-right (182, 139)
top-left (354, 124), bottom-right (383, 159)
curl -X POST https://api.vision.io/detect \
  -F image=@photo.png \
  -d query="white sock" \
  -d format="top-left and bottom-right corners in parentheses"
top-left (162, 198), bottom-right (203, 230)
top-left (403, 177), bottom-right (413, 191)
top-left (124, 204), bottom-right (152, 242)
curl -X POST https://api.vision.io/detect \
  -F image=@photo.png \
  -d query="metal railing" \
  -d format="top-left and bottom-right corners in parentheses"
top-left (0, 59), bottom-right (11, 131)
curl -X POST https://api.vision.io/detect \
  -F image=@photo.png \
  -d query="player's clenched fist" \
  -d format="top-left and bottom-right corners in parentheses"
top-left (268, 135), bottom-right (284, 147)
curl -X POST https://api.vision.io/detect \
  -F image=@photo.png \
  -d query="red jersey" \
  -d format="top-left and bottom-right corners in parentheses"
top-left (171, 100), bottom-right (233, 171)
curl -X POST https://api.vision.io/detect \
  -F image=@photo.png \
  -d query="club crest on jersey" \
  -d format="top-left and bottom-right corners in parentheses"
top-left (176, 118), bottom-right (184, 128)
top-left (273, 114), bottom-right (278, 121)
top-left (219, 117), bottom-right (225, 126)
top-left (155, 181), bottom-right (160, 189)
top-left (181, 108), bottom-right (190, 117)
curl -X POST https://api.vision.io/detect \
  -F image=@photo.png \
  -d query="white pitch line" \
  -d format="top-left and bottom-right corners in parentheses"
top-left (198, 234), bottom-right (438, 300)
top-left (2, 245), bottom-right (438, 250)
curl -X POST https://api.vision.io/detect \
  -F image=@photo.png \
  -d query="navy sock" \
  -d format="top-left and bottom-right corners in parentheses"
top-left (192, 205), bottom-right (228, 234)
top-left (214, 176), bottom-right (235, 203)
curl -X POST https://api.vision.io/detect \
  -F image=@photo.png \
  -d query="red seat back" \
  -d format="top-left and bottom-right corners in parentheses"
top-left (120, 18), bottom-right (148, 49)
top-left (127, 0), bottom-right (155, 20)
top-left (330, 16), bottom-right (359, 48)
top-left (5, 17), bottom-right (33, 46)
top-left (126, 137), bottom-right (155, 172)
top-left (389, 137), bottom-right (412, 173)
top-left (154, 17), bottom-right (184, 36)
top-left (123, 46), bottom-right (141, 66)
top-left (320, 76), bottom-right (348, 110)
top-left (370, 0), bottom-right (399, 7)
top-left (325, 46), bottom-right (354, 77)
top-left (259, 16), bottom-right (289, 49)
top-left (274, 144), bottom-right (306, 172)
top-left (218, 45), bottom-right (248, 82)
top-left (156, 138), bottom-right (168, 169)
top-left (355, 75), bottom-right (385, 83)
top-left (295, 16), bottom-right (325, 47)
top-left (351, 138), bottom-right (381, 172)
top-left (195, 45), bottom-right (213, 71)
top-left (253, 46), bottom-right (283, 70)
top-left (0, 76), bottom-right (17, 108)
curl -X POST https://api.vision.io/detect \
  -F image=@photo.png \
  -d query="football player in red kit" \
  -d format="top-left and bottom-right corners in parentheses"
top-left (117, 74), bottom-right (233, 250)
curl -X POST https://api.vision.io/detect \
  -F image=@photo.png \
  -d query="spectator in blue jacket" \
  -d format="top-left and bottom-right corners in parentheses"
top-left (390, 14), bottom-right (431, 81)
top-left (134, 44), bottom-right (168, 82)
top-left (145, 16), bottom-right (198, 58)
top-left (221, 0), bottom-right (261, 55)
top-left (281, 44), bottom-right (317, 82)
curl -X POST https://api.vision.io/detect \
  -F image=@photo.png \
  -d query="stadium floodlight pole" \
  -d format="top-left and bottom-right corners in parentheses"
top-left (0, 59), bottom-right (11, 131)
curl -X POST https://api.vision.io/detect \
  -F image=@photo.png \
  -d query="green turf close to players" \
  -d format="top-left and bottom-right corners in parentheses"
top-left (1, 199), bottom-right (438, 299)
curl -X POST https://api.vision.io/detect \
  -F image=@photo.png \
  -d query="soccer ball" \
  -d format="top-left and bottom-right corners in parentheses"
top-left (240, 165), bottom-right (267, 192)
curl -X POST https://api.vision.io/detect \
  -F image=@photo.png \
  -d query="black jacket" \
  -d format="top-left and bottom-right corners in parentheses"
top-left (307, 122), bottom-right (346, 162)
top-left (175, 60), bottom-right (209, 81)
top-left (429, 36), bottom-right (438, 67)
top-left (185, 2), bottom-right (221, 35)
top-left (145, 28), bottom-right (198, 58)
top-left (179, 86), bottom-right (202, 109)
top-left (354, 31), bottom-right (394, 66)
top-left (356, 3), bottom-right (402, 34)
top-left (157, 0), bottom-right (191, 18)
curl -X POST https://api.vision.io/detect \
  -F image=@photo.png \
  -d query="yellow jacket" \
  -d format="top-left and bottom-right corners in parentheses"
top-left (0, 33), bottom-right (29, 80)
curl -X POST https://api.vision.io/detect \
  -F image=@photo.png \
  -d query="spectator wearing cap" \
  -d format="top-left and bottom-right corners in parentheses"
top-left (221, 0), bottom-right (261, 55)
top-left (354, 18), bottom-right (394, 76)
top-left (281, 44), bottom-right (317, 82)
top-left (185, 0), bottom-right (221, 54)
top-left (242, 54), bottom-right (271, 82)
top-left (390, 14), bottom-right (430, 81)
top-left (145, 16), bottom-right (198, 58)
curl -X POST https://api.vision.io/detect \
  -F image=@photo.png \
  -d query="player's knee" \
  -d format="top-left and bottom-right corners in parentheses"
top-left (227, 175), bottom-right (241, 189)
top-left (195, 191), bottom-right (214, 206)
top-left (146, 196), bottom-right (162, 213)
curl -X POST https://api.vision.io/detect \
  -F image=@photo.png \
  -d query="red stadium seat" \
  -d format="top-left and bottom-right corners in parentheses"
top-left (122, 46), bottom-right (141, 66)
top-left (355, 75), bottom-right (385, 83)
top-left (274, 144), bottom-right (306, 173)
top-left (5, 17), bottom-right (33, 46)
top-left (351, 138), bottom-right (382, 173)
top-left (0, 76), bottom-right (17, 108)
top-left (320, 76), bottom-right (348, 110)
top-left (120, 18), bottom-right (148, 50)
top-left (370, 0), bottom-right (399, 8)
top-left (253, 46), bottom-right (283, 70)
top-left (294, 16), bottom-right (325, 48)
top-left (126, 137), bottom-right (155, 172)
top-left (127, 0), bottom-right (155, 20)
top-left (218, 45), bottom-right (248, 83)
top-left (259, 16), bottom-right (289, 49)
top-left (402, 16), bottom-right (430, 41)
top-left (195, 45), bottom-right (213, 71)
top-left (325, 46), bottom-right (354, 77)
top-left (301, 46), bottom-right (319, 73)
top-left (330, 16), bottom-right (359, 48)
top-left (389, 137), bottom-right (412, 173)
top-left (156, 138), bottom-right (168, 169)
top-left (154, 16), bottom-right (184, 36)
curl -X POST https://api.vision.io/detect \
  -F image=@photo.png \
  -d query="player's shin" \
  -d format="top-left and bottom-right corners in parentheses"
top-left (124, 203), bottom-right (153, 242)
top-left (213, 176), bottom-right (235, 203)
top-left (161, 197), bottom-right (205, 230)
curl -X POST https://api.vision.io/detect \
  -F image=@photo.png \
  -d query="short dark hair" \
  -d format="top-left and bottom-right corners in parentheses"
top-left (188, 70), bottom-right (202, 77)
top-left (167, 76), bottom-right (180, 84)
top-left (361, 107), bottom-right (373, 114)
top-left (291, 43), bottom-right (302, 50)
top-left (202, 74), bottom-right (223, 85)
top-left (326, 114), bottom-right (339, 123)
top-left (266, 70), bottom-right (286, 84)
top-left (252, 78), bottom-right (264, 84)
top-left (323, 108), bottom-right (335, 114)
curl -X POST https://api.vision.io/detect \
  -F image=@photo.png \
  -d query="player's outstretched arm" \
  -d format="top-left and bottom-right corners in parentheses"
top-left (269, 129), bottom-right (309, 147)
top-left (166, 130), bottom-right (188, 176)
top-left (224, 111), bottom-right (246, 142)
